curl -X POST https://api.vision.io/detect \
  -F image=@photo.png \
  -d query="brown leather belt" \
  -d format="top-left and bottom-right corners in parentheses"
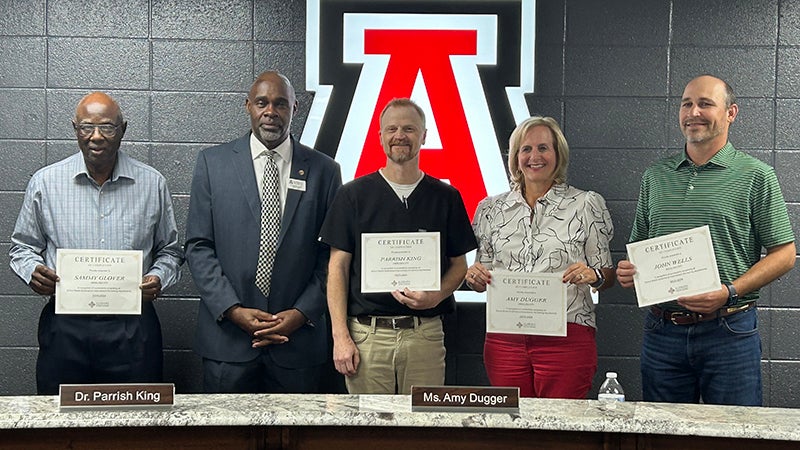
top-left (355, 315), bottom-right (418, 329)
top-left (651, 301), bottom-right (756, 325)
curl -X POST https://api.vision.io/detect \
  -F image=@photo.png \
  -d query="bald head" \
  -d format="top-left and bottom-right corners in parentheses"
top-left (75, 91), bottom-right (124, 124)
top-left (250, 71), bottom-right (295, 102)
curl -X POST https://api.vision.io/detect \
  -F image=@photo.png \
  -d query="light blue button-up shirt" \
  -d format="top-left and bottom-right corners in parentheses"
top-left (9, 151), bottom-right (183, 290)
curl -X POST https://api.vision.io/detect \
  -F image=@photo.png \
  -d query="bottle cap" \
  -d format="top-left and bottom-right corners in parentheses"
top-left (606, 372), bottom-right (617, 378)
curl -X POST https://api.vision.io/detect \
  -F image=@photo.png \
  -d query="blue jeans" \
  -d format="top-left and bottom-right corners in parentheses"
top-left (641, 307), bottom-right (761, 405)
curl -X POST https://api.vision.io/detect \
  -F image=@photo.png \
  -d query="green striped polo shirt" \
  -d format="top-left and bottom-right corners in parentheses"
top-left (630, 142), bottom-right (794, 306)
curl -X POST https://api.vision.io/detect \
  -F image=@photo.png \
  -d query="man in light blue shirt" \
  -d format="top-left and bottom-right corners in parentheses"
top-left (9, 92), bottom-right (183, 394)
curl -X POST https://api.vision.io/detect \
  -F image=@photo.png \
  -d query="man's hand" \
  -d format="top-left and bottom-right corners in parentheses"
top-left (140, 275), bottom-right (162, 302)
top-left (391, 288), bottom-right (443, 310)
top-left (616, 260), bottom-right (636, 289)
top-left (333, 335), bottom-right (360, 377)
top-left (29, 264), bottom-right (58, 295)
top-left (251, 308), bottom-right (307, 348)
top-left (226, 305), bottom-right (282, 338)
top-left (677, 286), bottom-right (728, 315)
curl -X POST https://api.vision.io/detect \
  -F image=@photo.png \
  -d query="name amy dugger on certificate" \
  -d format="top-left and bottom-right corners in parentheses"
top-left (487, 271), bottom-right (567, 337)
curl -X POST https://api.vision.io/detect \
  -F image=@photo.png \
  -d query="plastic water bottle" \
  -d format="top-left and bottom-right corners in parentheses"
top-left (597, 372), bottom-right (625, 402)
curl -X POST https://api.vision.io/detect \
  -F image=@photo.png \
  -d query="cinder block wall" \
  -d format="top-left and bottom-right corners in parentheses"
top-left (1, 0), bottom-right (798, 406)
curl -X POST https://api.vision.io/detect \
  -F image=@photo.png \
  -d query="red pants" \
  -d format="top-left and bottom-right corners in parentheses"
top-left (483, 323), bottom-right (597, 399)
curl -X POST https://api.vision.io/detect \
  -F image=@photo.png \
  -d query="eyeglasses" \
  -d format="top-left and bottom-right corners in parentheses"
top-left (73, 122), bottom-right (123, 138)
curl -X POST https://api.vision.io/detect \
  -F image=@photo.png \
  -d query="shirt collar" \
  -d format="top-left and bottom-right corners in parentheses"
top-left (673, 142), bottom-right (735, 170)
top-left (250, 133), bottom-right (292, 163)
top-left (71, 151), bottom-right (134, 183)
top-left (508, 182), bottom-right (568, 206)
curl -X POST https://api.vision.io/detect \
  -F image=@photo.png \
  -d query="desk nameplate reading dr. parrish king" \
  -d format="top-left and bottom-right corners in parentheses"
top-left (487, 271), bottom-right (567, 337)
top-left (55, 249), bottom-right (143, 315)
top-left (627, 225), bottom-right (721, 307)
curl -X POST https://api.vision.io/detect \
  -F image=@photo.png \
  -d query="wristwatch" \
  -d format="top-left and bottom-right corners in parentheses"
top-left (725, 283), bottom-right (739, 306)
top-left (590, 268), bottom-right (605, 289)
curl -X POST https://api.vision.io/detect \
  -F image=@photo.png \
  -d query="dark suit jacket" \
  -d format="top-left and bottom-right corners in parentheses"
top-left (185, 135), bottom-right (341, 367)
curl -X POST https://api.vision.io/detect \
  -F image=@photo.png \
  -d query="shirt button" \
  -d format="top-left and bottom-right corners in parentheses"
top-left (688, 185), bottom-right (694, 190)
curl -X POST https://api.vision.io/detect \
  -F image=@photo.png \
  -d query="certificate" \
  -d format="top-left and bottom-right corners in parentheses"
top-left (55, 249), bottom-right (143, 315)
top-left (626, 225), bottom-right (721, 307)
top-left (486, 271), bottom-right (567, 337)
top-left (361, 232), bottom-right (441, 293)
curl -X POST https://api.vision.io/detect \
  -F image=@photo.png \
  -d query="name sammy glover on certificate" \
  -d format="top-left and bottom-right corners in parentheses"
top-left (486, 271), bottom-right (567, 337)
top-left (361, 232), bottom-right (441, 293)
top-left (626, 225), bottom-right (721, 307)
top-left (55, 249), bottom-right (143, 315)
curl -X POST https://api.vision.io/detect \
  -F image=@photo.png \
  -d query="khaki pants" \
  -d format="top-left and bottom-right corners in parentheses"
top-left (345, 316), bottom-right (445, 394)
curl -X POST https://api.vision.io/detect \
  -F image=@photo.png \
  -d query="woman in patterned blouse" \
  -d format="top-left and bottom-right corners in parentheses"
top-left (464, 116), bottom-right (616, 399)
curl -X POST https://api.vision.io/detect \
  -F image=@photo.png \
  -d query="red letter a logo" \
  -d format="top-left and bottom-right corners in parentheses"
top-left (355, 29), bottom-right (487, 218)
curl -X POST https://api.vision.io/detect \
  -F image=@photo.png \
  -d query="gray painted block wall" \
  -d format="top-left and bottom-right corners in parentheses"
top-left (1, 0), bottom-right (799, 406)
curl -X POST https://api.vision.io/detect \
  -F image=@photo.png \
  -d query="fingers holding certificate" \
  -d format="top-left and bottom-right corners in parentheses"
top-left (625, 225), bottom-right (721, 307)
top-left (361, 232), bottom-right (441, 293)
top-left (486, 271), bottom-right (567, 337)
top-left (55, 249), bottom-right (144, 315)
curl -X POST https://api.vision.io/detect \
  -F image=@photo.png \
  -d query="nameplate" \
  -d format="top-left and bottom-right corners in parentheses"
top-left (411, 386), bottom-right (520, 413)
top-left (59, 383), bottom-right (174, 411)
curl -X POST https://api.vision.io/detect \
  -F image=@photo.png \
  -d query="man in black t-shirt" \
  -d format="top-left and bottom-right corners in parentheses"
top-left (319, 98), bottom-right (476, 394)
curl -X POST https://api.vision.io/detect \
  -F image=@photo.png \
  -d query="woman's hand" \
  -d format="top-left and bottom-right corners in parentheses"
top-left (562, 263), bottom-right (597, 285)
top-left (465, 262), bottom-right (492, 292)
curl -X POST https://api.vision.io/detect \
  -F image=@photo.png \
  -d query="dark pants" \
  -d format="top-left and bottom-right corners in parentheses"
top-left (641, 307), bottom-right (762, 405)
top-left (36, 299), bottom-right (163, 395)
top-left (202, 351), bottom-right (323, 394)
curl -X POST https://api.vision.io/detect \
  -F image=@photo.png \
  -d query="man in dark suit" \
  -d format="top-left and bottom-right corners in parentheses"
top-left (185, 71), bottom-right (342, 393)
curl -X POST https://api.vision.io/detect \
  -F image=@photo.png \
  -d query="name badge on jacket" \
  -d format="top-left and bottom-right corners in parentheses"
top-left (288, 179), bottom-right (306, 191)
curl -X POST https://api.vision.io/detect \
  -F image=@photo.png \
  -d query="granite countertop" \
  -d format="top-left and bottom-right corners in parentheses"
top-left (0, 394), bottom-right (798, 442)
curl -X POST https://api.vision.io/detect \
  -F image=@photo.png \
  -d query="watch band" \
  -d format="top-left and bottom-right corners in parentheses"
top-left (725, 283), bottom-right (739, 306)
top-left (590, 268), bottom-right (605, 288)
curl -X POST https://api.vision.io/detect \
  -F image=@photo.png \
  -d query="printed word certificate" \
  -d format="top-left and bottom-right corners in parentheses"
top-left (55, 249), bottom-right (143, 315)
top-left (626, 225), bottom-right (721, 307)
top-left (487, 271), bottom-right (567, 336)
top-left (361, 232), bottom-right (441, 293)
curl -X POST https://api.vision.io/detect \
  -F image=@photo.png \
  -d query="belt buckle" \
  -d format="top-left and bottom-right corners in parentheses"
top-left (669, 311), bottom-right (695, 325)
top-left (390, 317), bottom-right (401, 330)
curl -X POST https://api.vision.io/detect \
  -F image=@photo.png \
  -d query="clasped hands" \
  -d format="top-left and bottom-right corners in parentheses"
top-left (225, 305), bottom-right (307, 348)
top-left (464, 262), bottom-right (599, 292)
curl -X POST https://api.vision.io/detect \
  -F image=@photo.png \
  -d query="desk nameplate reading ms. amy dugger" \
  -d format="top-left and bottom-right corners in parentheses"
top-left (361, 232), bottom-right (441, 293)
top-left (411, 386), bottom-right (520, 413)
top-left (487, 271), bottom-right (567, 337)
top-left (59, 384), bottom-right (174, 411)
top-left (55, 249), bottom-right (143, 315)
top-left (627, 225), bottom-right (721, 307)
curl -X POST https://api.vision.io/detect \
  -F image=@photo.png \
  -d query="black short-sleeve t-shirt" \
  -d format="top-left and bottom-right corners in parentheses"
top-left (319, 172), bottom-right (477, 317)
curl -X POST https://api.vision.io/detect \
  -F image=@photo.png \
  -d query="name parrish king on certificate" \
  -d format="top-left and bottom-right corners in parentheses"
top-left (361, 232), bottom-right (441, 293)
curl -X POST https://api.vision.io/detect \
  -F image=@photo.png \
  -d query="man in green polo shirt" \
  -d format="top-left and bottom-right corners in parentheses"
top-left (616, 75), bottom-right (795, 406)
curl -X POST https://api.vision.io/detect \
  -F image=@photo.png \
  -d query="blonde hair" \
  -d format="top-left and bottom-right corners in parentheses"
top-left (507, 116), bottom-right (569, 189)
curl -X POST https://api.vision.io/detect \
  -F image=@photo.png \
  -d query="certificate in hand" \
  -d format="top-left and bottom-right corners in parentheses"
top-left (361, 232), bottom-right (441, 293)
top-left (486, 271), bottom-right (567, 337)
top-left (55, 249), bottom-right (143, 315)
top-left (626, 225), bottom-right (721, 307)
